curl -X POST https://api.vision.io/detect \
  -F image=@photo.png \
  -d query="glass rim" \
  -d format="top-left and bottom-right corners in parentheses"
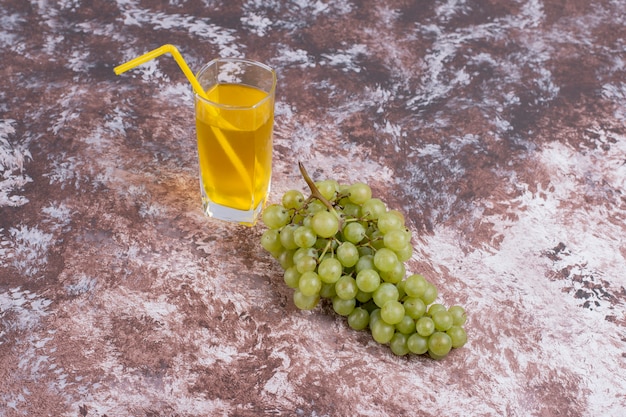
top-left (194, 57), bottom-right (277, 110)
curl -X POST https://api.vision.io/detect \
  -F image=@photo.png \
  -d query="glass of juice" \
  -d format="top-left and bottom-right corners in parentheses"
top-left (194, 58), bottom-right (277, 225)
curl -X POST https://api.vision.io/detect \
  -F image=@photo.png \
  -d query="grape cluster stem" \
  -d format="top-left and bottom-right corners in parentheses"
top-left (298, 162), bottom-right (343, 226)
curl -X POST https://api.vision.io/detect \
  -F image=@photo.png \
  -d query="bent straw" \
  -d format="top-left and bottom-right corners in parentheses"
top-left (114, 45), bottom-right (252, 198)
top-left (114, 44), bottom-right (208, 100)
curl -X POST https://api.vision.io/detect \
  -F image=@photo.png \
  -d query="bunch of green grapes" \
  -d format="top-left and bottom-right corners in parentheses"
top-left (260, 164), bottom-right (467, 358)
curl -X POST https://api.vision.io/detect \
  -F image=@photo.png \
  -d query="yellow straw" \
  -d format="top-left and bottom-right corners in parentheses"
top-left (114, 44), bottom-right (208, 100)
top-left (114, 44), bottom-right (251, 200)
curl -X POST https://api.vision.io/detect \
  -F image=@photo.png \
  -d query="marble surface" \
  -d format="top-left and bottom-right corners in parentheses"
top-left (1, 0), bottom-right (626, 416)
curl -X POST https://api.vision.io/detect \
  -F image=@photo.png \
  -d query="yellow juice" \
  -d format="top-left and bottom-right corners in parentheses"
top-left (195, 83), bottom-right (274, 213)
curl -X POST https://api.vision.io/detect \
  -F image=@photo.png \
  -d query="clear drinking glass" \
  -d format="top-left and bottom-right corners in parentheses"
top-left (194, 58), bottom-right (277, 226)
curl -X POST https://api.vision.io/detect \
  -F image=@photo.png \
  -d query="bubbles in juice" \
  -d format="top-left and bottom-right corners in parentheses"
top-left (195, 83), bottom-right (273, 212)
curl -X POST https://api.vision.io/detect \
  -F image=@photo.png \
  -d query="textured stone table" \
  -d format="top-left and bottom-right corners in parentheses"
top-left (1, 1), bottom-right (625, 416)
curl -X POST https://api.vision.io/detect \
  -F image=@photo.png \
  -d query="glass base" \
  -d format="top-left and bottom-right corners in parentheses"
top-left (199, 175), bottom-right (270, 226)
top-left (201, 199), bottom-right (264, 226)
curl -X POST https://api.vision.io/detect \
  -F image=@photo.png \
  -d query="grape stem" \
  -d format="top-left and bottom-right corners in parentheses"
top-left (318, 238), bottom-right (334, 260)
top-left (298, 162), bottom-right (342, 222)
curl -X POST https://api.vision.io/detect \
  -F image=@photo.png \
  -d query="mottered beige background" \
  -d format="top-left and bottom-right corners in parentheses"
top-left (1, 0), bottom-right (625, 416)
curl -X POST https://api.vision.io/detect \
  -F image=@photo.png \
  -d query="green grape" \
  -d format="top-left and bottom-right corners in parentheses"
top-left (403, 297), bottom-right (426, 319)
top-left (306, 199), bottom-right (327, 215)
top-left (292, 247), bottom-right (317, 263)
top-left (380, 300), bottom-right (405, 325)
top-left (302, 214), bottom-right (312, 228)
top-left (315, 180), bottom-right (339, 201)
top-left (387, 209), bottom-right (405, 223)
top-left (446, 325), bottom-right (467, 348)
top-left (396, 280), bottom-right (406, 299)
top-left (335, 275), bottom-right (358, 300)
top-left (317, 257), bottom-right (342, 284)
top-left (342, 222), bottom-right (366, 244)
top-left (383, 229), bottom-right (410, 252)
top-left (362, 198), bottom-right (386, 220)
top-left (355, 269), bottom-right (380, 293)
top-left (377, 211), bottom-right (404, 233)
top-left (319, 282), bottom-right (337, 299)
top-left (262, 204), bottom-right (290, 229)
top-left (279, 224), bottom-right (299, 250)
top-left (355, 290), bottom-right (373, 303)
top-left (311, 211), bottom-right (340, 238)
top-left (357, 245), bottom-right (374, 257)
top-left (292, 213), bottom-right (305, 224)
top-left (407, 333), bottom-right (429, 354)
top-left (427, 303), bottom-right (447, 316)
top-left (332, 296), bottom-right (356, 316)
top-left (293, 289), bottom-right (319, 310)
top-left (394, 314), bottom-right (415, 335)
top-left (342, 202), bottom-right (362, 218)
top-left (415, 316), bottom-right (435, 337)
top-left (337, 195), bottom-right (351, 206)
top-left (422, 283), bottom-right (438, 305)
top-left (368, 229), bottom-right (385, 250)
top-left (282, 189), bottom-right (305, 210)
top-left (277, 250), bottom-right (295, 269)
top-left (394, 244), bottom-right (413, 262)
top-left (293, 226), bottom-right (317, 248)
top-left (372, 282), bottom-right (399, 308)
top-left (336, 241), bottom-right (359, 267)
top-left (370, 319), bottom-right (395, 344)
top-left (261, 229), bottom-right (283, 254)
top-left (379, 261), bottom-right (405, 284)
top-left (283, 266), bottom-right (300, 289)
top-left (347, 182), bottom-right (372, 205)
top-left (298, 271), bottom-right (322, 296)
top-left (432, 311), bottom-right (454, 332)
top-left (428, 352), bottom-right (448, 360)
top-left (448, 305), bottom-right (467, 326)
top-left (368, 307), bottom-right (382, 324)
top-left (347, 307), bottom-right (370, 331)
top-left (355, 254), bottom-right (375, 273)
top-left (373, 248), bottom-right (399, 272)
top-left (404, 274), bottom-right (428, 298)
top-left (314, 237), bottom-right (330, 250)
top-left (428, 331), bottom-right (452, 357)
top-left (295, 255), bottom-right (317, 273)
top-left (389, 332), bottom-right (410, 356)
